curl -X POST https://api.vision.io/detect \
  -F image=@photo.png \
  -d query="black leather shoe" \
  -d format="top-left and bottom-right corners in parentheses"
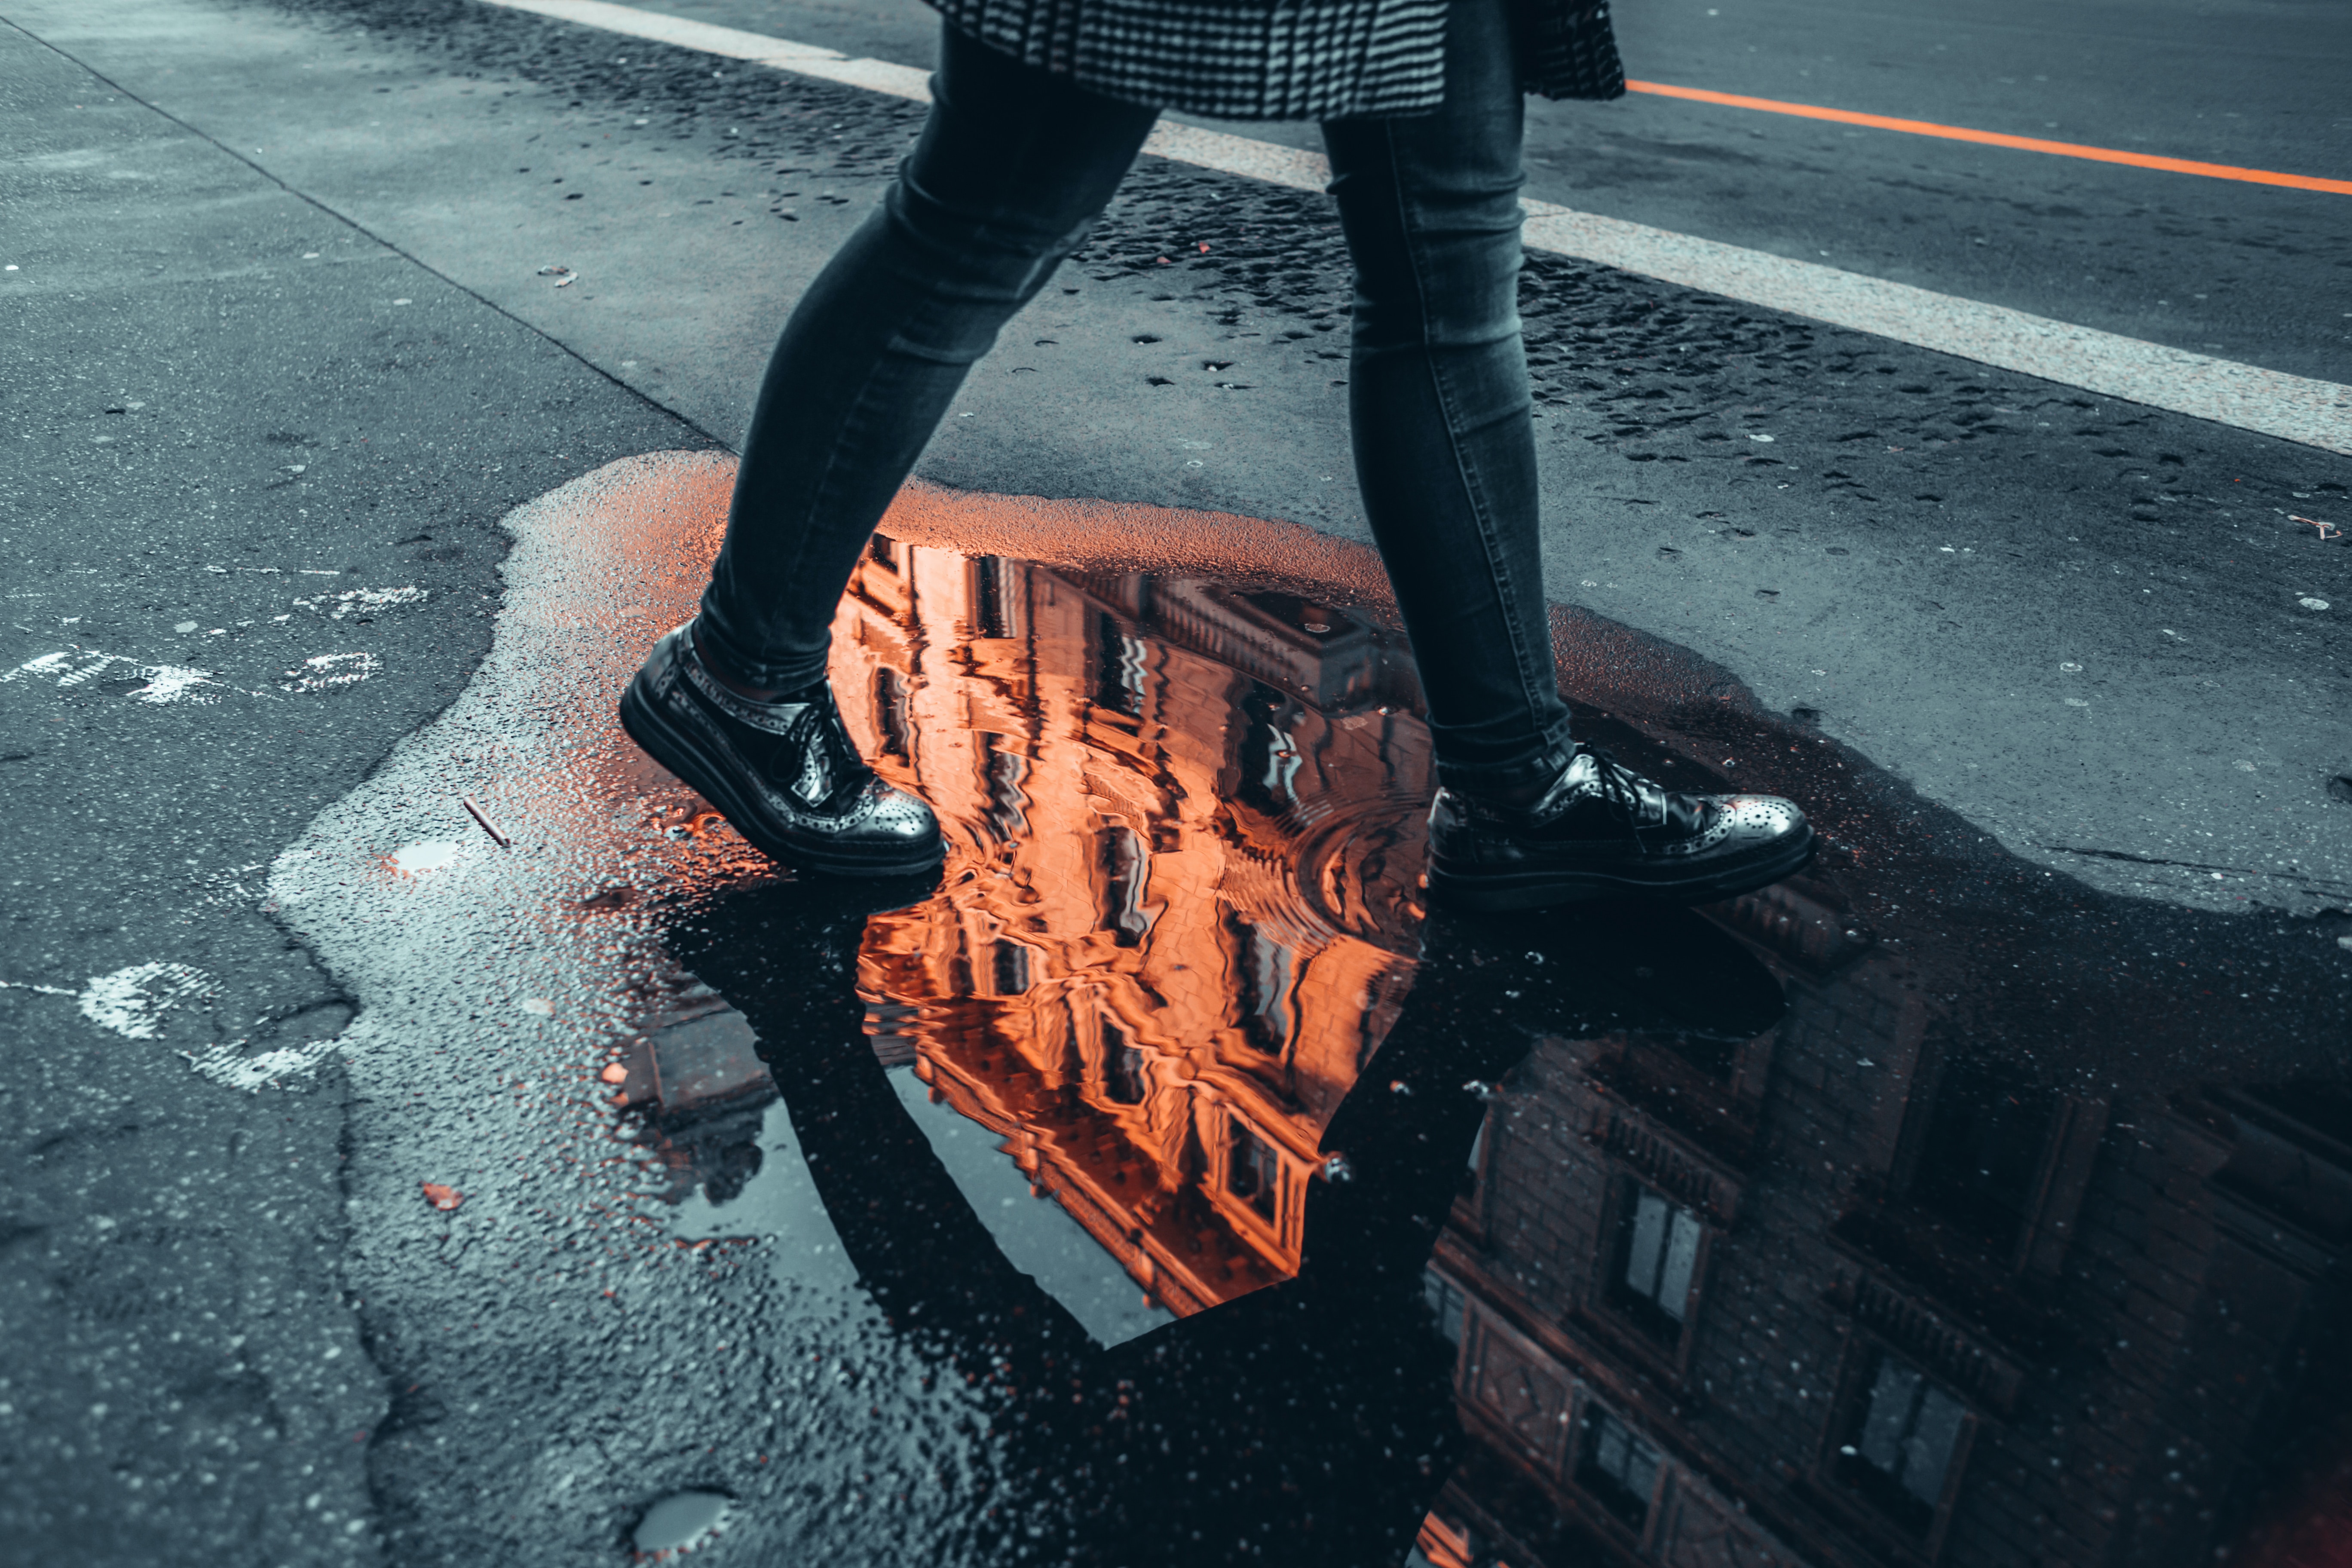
top-left (618, 622), bottom-right (943, 876)
top-left (1425, 744), bottom-right (1812, 910)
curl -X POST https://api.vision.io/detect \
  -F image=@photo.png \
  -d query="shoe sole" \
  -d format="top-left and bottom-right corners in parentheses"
top-left (618, 675), bottom-right (945, 879)
top-left (1425, 824), bottom-right (1816, 913)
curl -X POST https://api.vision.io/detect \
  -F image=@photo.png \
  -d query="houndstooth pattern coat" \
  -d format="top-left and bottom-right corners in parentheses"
top-left (923, 0), bottom-right (1624, 121)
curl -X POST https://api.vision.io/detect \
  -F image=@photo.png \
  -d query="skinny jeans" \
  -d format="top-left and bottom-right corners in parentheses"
top-left (698, 0), bottom-right (1574, 794)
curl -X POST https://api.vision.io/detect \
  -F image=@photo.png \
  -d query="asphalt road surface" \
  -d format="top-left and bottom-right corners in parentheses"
top-left (620, 0), bottom-right (2352, 388)
top-left (1, 0), bottom-right (2348, 1565)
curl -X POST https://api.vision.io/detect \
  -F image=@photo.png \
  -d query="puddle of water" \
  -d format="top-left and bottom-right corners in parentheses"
top-left (670, 1097), bottom-right (859, 1294)
top-left (753, 519), bottom-right (2352, 1566)
top-left (271, 453), bottom-right (2351, 1567)
top-left (887, 1065), bottom-right (1176, 1347)
top-left (606, 982), bottom-right (862, 1292)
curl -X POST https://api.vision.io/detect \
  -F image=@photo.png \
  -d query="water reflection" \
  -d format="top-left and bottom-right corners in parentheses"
top-left (833, 540), bottom-right (1435, 1324)
top-left (637, 530), bottom-right (2348, 1567)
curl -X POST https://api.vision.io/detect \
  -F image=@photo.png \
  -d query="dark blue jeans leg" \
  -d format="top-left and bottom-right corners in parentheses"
top-left (1322, 0), bottom-right (1574, 796)
top-left (696, 27), bottom-right (1161, 690)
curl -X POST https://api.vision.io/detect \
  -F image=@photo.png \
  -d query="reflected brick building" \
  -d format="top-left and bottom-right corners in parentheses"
top-left (1418, 880), bottom-right (2352, 1568)
top-left (829, 538), bottom-right (1431, 1314)
top-left (786, 533), bottom-right (2348, 1568)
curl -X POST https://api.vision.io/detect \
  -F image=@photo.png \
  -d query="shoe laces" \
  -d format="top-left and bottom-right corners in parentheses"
top-left (782, 688), bottom-right (875, 813)
top-left (1577, 744), bottom-right (1654, 839)
top-left (1578, 744), bottom-right (1718, 849)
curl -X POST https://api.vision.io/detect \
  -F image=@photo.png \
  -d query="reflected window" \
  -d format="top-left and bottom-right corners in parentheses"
top-left (990, 940), bottom-right (1029, 996)
top-left (1609, 1182), bottom-right (1703, 1346)
top-left (1913, 1055), bottom-right (2055, 1252)
top-left (1094, 612), bottom-right (1145, 716)
top-left (1835, 1351), bottom-right (1968, 1535)
top-left (1461, 1114), bottom-right (1487, 1204)
top-left (973, 556), bottom-right (1011, 638)
top-left (979, 735), bottom-right (1029, 839)
top-left (1099, 826), bottom-right (1152, 947)
top-left (873, 666), bottom-right (910, 761)
top-left (1234, 685), bottom-right (1303, 810)
top-left (1423, 1268), bottom-right (1467, 1345)
top-left (1228, 1121), bottom-right (1280, 1222)
top-left (1103, 1020), bottom-right (1147, 1106)
top-left (867, 532), bottom-right (898, 572)
top-left (1234, 924), bottom-right (1294, 1054)
top-left (1574, 1404), bottom-right (1663, 1531)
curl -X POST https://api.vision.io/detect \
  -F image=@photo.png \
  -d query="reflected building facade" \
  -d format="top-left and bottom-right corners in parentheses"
top-left (1418, 882), bottom-right (2352, 1568)
top-left (758, 533), bottom-right (2348, 1568)
top-left (830, 537), bottom-right (1432, 1314)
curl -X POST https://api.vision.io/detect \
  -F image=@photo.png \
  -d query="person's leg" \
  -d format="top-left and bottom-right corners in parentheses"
top-left (1325, 3), bottom-right (1815, 907)
top-left (695, 28), bottom-right (1161, 692)
top-left (1321, 0), bottom-right (1571, 799)
top-left (621, 29), bottom-right (1158, 875)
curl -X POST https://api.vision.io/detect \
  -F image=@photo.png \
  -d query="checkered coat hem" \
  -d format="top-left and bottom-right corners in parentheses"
top-left (926, 0), bottom-right (1447, 120)
top-left (926, 0), bottom-right (1624, 119)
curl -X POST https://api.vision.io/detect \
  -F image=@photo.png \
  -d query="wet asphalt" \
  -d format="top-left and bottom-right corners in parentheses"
top-left (620, 0), bottom-right (2352, 388)
top-left (1, 0), bottom-right (2349, 1564)
top-left (13, 0), bottom-right (2342, 915)
top-left (0, 12), bottom-right (708, 1557)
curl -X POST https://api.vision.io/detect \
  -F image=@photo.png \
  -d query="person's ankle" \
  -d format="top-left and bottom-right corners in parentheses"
top-left (692, 621), bottom-right (814, 705)
top-left (1457, 753), bottom-right (1573, 809)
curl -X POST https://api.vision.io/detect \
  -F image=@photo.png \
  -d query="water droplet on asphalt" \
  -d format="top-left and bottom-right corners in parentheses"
top-left (631, 1491), bottom-right (731, 1555)
top-left (388, 840), bottom-right (461, 875)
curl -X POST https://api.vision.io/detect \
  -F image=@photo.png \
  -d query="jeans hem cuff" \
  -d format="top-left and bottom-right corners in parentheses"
top-left (692, 605), bottom-right (831, 694)
top-left (1433, 744), bottom-right (1573, 799)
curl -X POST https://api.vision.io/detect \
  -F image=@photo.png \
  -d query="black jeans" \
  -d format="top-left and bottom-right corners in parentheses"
top-left (698, 0), bottom-right (1574, 794)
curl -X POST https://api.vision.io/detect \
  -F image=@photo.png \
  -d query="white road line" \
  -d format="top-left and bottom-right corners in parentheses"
top-left (483, 0), bottom-right (2352, 456)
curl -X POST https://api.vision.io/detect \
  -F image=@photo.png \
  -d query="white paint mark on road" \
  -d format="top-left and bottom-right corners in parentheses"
top-left (475, 0), bottom-right (2352, 456)
top-left (280, 651), bottom-right (381, 692)
top-left (293, 585), bottom-right (427, 619)
top-left (179, 1032), bottom-right (358, 1093)
top-left (76, 962), bottom-right (216, 1039)
top-left (130, 664), bottom-right (224, 703)
top-left (480, 0), bottom-right (852, 66)
top-left (3, 649), bottom-right (227, 704)
top-left (1, 966), bottom-right (233, 1059)
top-left (1516, 200), bottom-right (2352, 457)
top-left (6, 650), bottom-right (113, 688)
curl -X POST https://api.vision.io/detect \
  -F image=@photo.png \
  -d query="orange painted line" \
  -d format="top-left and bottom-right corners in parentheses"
top-left (1623, 80), bottom-right (2352, 196)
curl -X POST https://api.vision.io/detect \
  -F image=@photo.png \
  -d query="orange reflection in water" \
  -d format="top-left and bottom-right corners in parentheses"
top-left (829, 537), bottom-right (1433, 1315)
